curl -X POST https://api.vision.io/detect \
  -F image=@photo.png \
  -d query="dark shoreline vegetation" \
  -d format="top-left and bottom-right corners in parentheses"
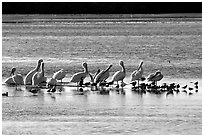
top-left (2, 13), bottom-right (202, 23)
top-left (2, 14), bottom-right (202, 79)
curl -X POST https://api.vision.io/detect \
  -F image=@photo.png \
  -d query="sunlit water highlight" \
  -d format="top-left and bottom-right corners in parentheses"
top-left (2, 78), bottom-right (202, 135)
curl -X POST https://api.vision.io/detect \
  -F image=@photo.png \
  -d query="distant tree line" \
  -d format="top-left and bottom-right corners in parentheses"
top-left (2, 2), bottom-right (202, 14)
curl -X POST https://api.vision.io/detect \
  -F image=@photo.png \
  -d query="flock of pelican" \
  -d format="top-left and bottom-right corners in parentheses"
top-left (3, 58), bottom-right (198, 96)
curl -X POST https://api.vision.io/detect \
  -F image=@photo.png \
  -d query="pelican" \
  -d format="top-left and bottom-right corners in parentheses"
top-left (130, 61), bottom-right (144, 87)
top-left (89, 69), bottom-right (100, 83)
top-left (24, 59), bottom-right (43, 85)
top-left (69, 62), bottom-right (89, 86)
top-left (47, 78), bottom-right (57, 87)
top-left (147, 70), bottom-right (163, 86)
top-left (32, 62), bottom-right (45, 86)
top-left (52, 69), bottom-right (66, 83)
top-left (94, 64), bottom-right (113, 85)
top-left (111, 60), bottom-right (126, 87)
top-left (5, 67), bottom-right (24, 89)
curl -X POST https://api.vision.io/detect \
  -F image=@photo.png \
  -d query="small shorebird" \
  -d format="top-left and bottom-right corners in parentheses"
top-left (2, 92), bottom-right (8, 97)
top-left (189, 92), bottom-right (193, 95)
top-left (182, 85), bottom-right (187, 89)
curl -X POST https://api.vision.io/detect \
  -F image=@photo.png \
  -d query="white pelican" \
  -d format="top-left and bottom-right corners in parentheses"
top-left (69, 62), bottom-right (89, 86)
top-left (32, 62), bottom-right (45, 86)
top-left (47, 78), bottom-right (58, 87)
top-left (130, 61), bottom-right (144, 86)
top-left (24, 59), bottom-right (43, 85)
top-left (5, 67), bottom-right (24, 88)
top-left (89, 69), bottom-right (100, 83)
top-left (111, 60), bottom-right (126, 87)
top-left (94, 64), bottom-right (113, 84)
top-left (52, 69), bottom-right (66, 83)
top-left (147, 70), bottom-right (163, 86)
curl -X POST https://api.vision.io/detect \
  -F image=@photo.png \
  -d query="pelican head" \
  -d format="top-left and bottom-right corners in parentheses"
top-left (41, 62), bottom-right (44, 69)
top-left (137, 61), bottom-right (144, 70)
top-left (38, 59), bottom-right (43, 64)
top-left (119, 60), bottom-right (124, 66)
top-left (82, 62), bottom-right (88, 73)
top-left (10, 67), bottom-right (16, 76)
top-left (36, 59), bottom-right (44, 71)
top-left (107, 64), bottom-right (113, 70)
top-left (155, 70), bottom-right (161, 75)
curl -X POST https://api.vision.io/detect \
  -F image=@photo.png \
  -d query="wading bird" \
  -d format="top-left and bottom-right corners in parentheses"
top-left (52, 69), bottom-right (66, 83)
top-left (111, 60), bottom-right (126, 87)
top-left (32, 62), bottom-right (45, 86)
top-left (5, 67), bottom-right (24, 89)
top-left (2, 92), bottom-right (8, 97)
top-left (24, 59), bottom-right (43, 85)
top-left (147, 70), bottom-right (163, 86)
top-left (47, 78), bottom-right (57, 87)
top-left (182, 85), bottom-right (187, 89)
top-left (89, 69), bottom-right (100, 84)
top-left (69, 62), bottom-right (89, 87)
top-left (130, 61), bottom-right (144, 87)
top-left (94, 64), bottom-right (113, 85)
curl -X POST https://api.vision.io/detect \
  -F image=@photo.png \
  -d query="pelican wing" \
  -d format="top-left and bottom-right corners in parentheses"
top-left (53, 69), bottom-right (66, 80)
top-left (12, 74), bottom-right (24, 85)
top-left (70, 72), bottom-right (87, 83)
top-left (112, 71), bottom-right (125, 82)
top-left (24, 69), bottom-right (37, 85)
top-left (32, 72), bottom-right (44, 85)
top-left (4, 77), bottom-right (15, 85)
top-left (147, 73), bottom-right (155, 81)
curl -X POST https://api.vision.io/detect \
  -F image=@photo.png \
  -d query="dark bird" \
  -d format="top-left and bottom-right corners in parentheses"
top-left (189, 92), bottom-right (193, 95)
top-left (79, 88), bottom-right (83, 92)
top-left (84, 82), bottom-right (91, 86)
top-left (140, 76), bottom-right (146, 81)
top-left (29, 88), bottom-right (39, 94)
top-left (182, 85), bottom-right (187, 89)
top-left (194, 81), bottom-right (198, 86)
top-left (182, 90), bottom-right (187, 94)
top-left (2, 92), bottom-right (8, 97)
top-left (166, 90), bottom-right (174, 96)
top-left (195, 90), bottom-right (198, 92)
top-left (176, 84), bottom-right (180, 89)
top-left (107, 81), bottom-right (114, 85)
top-left (50, 85), bottom-right (56, 93)
top-left (47, 88), bottom-right (51, 93)
top-left (195, 85), bottom-right (198, 89)
top-left (130, 81), bottom-right (137, 87)
top-left (188, 87), bottom-right (193, 91)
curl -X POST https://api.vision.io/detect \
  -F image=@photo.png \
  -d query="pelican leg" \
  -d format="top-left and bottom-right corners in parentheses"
top-left (138, 80), bottom-right (140, 89)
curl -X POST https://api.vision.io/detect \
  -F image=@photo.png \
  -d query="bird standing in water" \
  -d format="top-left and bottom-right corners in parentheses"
top-left (130, 61), bottom-right (144, 87)
top-left (32, 62), bottom-right (45, 86)
top-left (69, 62), bottom-right (89, 87)
top-left (52, 69), bottom-right (66, 83)
top-left (94, 64), bottom-right (113, 85)
top-left (111, 60), bottom-right (126, 88)
top-left (24, 59), bottom-right (43, 85)
top-left (147, 70), bottom-right (163, 86)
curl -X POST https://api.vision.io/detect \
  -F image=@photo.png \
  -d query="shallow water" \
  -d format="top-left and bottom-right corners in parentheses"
top-left (2, 78), bottom-right (202, 135)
